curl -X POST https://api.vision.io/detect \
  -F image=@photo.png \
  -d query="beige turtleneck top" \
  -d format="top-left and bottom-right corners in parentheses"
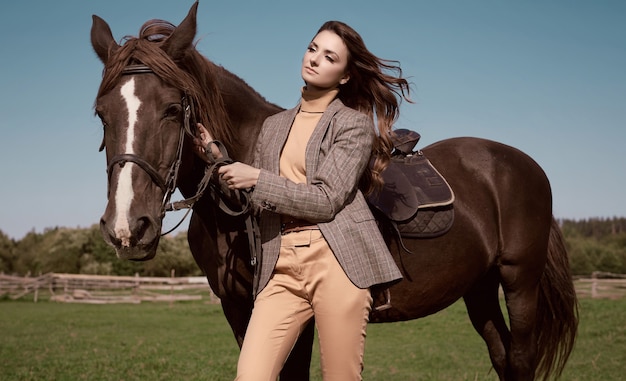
top-left (279, 87), bottom-right (339, 184)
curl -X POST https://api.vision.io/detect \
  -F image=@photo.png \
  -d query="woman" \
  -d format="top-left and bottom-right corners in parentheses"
top-left (196, 20), bottom-right (410, 381)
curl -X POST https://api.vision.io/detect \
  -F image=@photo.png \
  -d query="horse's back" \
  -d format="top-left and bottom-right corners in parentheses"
top-left (424, 137), bottom-right (549, 190)
top-left (423, 137), bottom-right (552, 225)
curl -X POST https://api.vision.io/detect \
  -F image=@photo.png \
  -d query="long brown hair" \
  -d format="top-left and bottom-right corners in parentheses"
top-left (316, 21), bottom-right (412, 194)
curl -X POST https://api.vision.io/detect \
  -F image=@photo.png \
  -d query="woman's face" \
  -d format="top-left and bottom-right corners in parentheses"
top-left (301, 30), bottom-right (350, 91)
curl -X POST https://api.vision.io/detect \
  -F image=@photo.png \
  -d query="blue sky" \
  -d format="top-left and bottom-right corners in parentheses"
top-left (0, 0), bottom-right (624, 239)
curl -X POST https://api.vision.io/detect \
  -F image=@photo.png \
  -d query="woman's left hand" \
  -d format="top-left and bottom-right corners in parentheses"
top-left (218, 162), bottom-right (261, 190)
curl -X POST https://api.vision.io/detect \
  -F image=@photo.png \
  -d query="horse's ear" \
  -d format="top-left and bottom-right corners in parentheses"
top-left (91, 15), bottom-right (119, 64)
top-left (162, 1), bottom-right (198, 60)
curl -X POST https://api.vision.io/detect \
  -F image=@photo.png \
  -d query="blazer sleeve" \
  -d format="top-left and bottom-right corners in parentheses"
top-left (252, 110), bottom-right (374, 222)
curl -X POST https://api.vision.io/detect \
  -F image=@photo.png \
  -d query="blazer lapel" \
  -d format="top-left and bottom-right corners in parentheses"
top-left (305, 98), bottom-right (344, 178)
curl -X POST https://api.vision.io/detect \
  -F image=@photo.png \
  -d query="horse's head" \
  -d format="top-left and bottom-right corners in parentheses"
top-left (90, 2), bottom-right (231, 260)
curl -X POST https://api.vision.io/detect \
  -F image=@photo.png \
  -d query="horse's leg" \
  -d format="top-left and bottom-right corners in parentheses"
top-left (187, 212), bottom-right (253, 347)
top-left (463, 267), bottom-right (510, 381)
top-left (498, 220), bottom-right (549, 380)
top-left (499, 270), bottom-right (540, 381)
top-left (465, 265), bottom-right (541, 381)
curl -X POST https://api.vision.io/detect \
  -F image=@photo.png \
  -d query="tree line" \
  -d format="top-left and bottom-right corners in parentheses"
top-left (559, 217), bottom-right (626, 275)
top-left (0, 225), bottom-right (200, 277)
top-left (1, 217), bottom-right (625, 277)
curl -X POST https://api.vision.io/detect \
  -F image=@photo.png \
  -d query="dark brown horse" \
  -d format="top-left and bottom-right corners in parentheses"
top-left (91, 3), bottom-right (578, 380)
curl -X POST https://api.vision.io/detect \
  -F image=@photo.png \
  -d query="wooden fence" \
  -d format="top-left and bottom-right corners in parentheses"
top-left (2, 272), bottom-right (625, 304)
top-left (0, 272), bottom-right (219, 304)
top-left (574, 271), bottom-right (626, 300)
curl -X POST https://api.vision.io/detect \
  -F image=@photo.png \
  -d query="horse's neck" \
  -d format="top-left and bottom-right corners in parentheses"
top-left (215, 68), bottom-right (283, 163)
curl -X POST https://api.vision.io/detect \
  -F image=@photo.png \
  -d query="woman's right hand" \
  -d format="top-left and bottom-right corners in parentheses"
top-left (218, 162), bottom-right (260, 190)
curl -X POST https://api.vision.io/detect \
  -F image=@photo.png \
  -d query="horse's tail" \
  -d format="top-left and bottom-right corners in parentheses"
top-left (535, 217), bottom-right (579, 381)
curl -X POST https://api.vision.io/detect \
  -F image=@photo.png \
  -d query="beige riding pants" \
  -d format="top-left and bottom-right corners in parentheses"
top-left (235, 229), bottom-right (373, 381)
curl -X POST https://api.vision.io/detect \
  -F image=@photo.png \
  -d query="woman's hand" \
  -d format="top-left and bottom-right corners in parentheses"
top-left (193, 123), bottom-right (223, 162)
top-left (194, 123), bottom-right (258, 189)
top-left (218, 162), bottom-right (260, 190)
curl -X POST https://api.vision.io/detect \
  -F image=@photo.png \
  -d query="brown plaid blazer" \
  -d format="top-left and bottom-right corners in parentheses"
top-left (250, 98), bottom-right (402, 295)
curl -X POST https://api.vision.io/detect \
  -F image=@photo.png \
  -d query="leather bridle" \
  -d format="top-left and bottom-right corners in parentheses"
top-left (104, 65), bottom-right (191, 225)
top-left (102, 63), bottom-right (261, 289)
top-left (104, 64), bottom-right (250, 234)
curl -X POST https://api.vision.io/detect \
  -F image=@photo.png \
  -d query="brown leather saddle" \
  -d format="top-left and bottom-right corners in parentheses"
top-left (367, 129), bottom-right (454, 239)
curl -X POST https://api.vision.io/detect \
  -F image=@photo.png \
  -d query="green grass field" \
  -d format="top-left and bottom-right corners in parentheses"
top-left (1, 297), bottom-right (624, 380)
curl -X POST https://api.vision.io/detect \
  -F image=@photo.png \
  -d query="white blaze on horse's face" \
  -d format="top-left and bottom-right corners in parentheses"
top-left (113, 78), bottom-right (141, 248)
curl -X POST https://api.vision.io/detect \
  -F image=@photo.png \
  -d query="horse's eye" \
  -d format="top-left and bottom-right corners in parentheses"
top-left (96, 112), bottom-right (109, 128)
top-left (164, 104), bottom-right (182, 120)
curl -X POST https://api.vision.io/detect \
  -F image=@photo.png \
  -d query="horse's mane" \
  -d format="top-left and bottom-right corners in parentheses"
top-left (96, 19), bottom-right (236, 152)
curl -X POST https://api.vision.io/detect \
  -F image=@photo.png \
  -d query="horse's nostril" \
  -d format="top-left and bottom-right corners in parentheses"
top-left (100, 218), bottom-right (122, 248)
top-left (135, 217), bottom-right (151, 241)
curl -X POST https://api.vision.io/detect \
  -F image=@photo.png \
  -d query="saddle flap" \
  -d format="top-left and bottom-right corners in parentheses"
top-left (366, 161), bottom-right (420, 222)
top-left (397, 153), bottom-right (454, 208)
top-left (366, 148), bottom-right (454, 224)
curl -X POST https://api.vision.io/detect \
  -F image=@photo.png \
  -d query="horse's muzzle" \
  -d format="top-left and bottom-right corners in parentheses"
top-left (100, 214), bottom-right (161, 261)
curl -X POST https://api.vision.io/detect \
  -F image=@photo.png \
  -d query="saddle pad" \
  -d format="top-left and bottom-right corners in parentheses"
top-left (396, 204), bottom-right (454, 238)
